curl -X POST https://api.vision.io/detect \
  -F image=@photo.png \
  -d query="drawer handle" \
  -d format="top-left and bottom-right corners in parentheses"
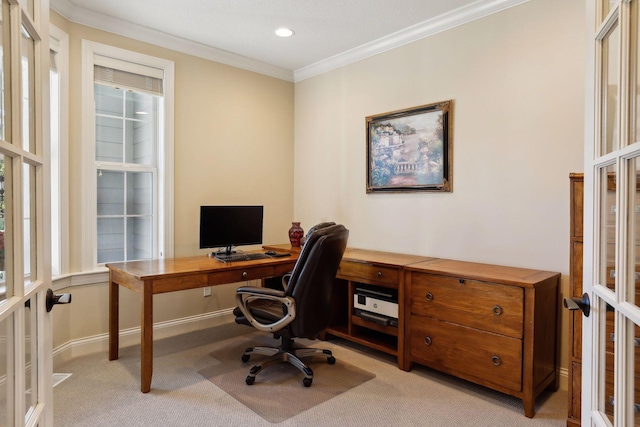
top-left (491, 355), bottom-right (501, 366)
top-left (458, 279), bottom-right (465, 285)
top-left (492, 305), bottom-right (503, 316)
top-left (425, 292), bottom-right (434, 302)
top-left (377, 271), bottom-right (382, 278)
top-left (424, 336), bottom-right (432, 346)
top-left (242, 272), bottom-right (248, 279)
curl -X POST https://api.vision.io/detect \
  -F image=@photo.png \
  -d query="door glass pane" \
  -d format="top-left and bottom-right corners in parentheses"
top-left (0, 315), bottom-right (8, 426)
top-left (20, 25), bottom-right (34, 153)
top-left (630, 158), bottom-right (640, 307)
top-left (18, 0), bottom-right (33, 18)
top-left (0, 155), bottom-right (5, 302)
top-left (602, 21), bottom-right (620, 155)
top-left (0, 4), bottom-right (6, 142)
top-left (24, 296), bottom-right (37, 418)
top-left (629, 318), bottom-right (640, 426)
top-left (23, 162), bottom-right (36, 286)
top-left (604, 307), bottom-right (615, 424)
top-left (601, 164), bottom-right (617, 292)
top-left (633, 1), bottom-right (640, 143)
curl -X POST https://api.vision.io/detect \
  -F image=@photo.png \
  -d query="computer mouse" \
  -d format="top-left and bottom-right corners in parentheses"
top-left (265, 251), bottom-right (277, 256)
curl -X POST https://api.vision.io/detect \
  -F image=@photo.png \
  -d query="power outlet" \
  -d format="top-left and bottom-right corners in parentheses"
top-left (203, 286), bottom-right (211, 297)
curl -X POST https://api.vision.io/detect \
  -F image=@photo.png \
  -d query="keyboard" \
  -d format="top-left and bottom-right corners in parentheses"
top-left (214, 253), bottom-right (271, 263)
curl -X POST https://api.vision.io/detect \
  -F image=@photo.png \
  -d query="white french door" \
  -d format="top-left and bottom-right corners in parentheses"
top-left (0, 0), bottom-right (52, 426)
top-left (584, 0), bottom-right (640, 426)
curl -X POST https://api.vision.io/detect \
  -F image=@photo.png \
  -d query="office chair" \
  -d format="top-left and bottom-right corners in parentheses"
top-left (233, 223), bottom-right (349, 387)
top-left (280, 222), bottom-right (335, 290)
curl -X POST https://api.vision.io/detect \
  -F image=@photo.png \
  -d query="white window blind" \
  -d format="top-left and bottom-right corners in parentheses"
top-left (94, 55), bottom-right (163, 96)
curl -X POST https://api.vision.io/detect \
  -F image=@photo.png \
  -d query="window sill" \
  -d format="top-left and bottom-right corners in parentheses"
top-left (52, 268), bottom-right (109, 292)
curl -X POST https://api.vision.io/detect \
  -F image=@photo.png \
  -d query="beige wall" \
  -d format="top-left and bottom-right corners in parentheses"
top-left (293, 0), bottom-right (585, 373)
top-left (50, 12), bottom-right (294, 346)
top-left (51, 0), bottom-right (585, 377)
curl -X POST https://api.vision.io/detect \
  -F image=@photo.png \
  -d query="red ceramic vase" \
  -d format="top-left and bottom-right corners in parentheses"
top-left (288, 222), bottom-right (304, 247)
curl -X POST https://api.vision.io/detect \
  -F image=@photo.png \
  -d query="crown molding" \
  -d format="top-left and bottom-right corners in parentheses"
top-left (293, 0), bottom-right (530, 82)
top-left (51, 0), bottom-right (529, 84)
top-left (50, 0), bottom-right (295, 82)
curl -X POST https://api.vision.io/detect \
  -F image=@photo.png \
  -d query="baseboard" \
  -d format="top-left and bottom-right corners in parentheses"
top-left (53, 308), bottom-right (235, 368)
top-left (52, 308), bottom-right (571, 394)
top-left (558, 366), bottom-right (568, 391)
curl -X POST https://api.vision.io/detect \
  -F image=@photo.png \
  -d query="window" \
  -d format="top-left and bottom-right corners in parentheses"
top-left (82, 41), bottom-right (174, 269)
top-left (50, 26), bottom-right (68, 277)
top-left (95, 82), bottom-right (159, 263)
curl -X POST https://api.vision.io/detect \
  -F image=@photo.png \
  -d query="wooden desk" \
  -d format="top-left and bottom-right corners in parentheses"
top-left (106, 252), bottom-right (298, 393)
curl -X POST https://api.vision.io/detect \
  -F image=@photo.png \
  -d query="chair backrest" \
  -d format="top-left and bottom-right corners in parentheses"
top-left (285, 224), bottom-right (349, 338)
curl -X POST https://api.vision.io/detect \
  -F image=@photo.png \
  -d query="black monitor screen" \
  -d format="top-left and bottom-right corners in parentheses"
top-left (199, 206), bottom-right (263, 253)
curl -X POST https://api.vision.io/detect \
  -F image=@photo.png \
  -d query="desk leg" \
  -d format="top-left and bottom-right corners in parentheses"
top-left (140, 280), bottom-right (153, 393)
top-left (109, 277), bottom-right (119, 361)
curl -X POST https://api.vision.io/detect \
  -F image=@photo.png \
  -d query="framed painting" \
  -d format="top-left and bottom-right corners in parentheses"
top-left (366, 100), bottom-right (453, 193)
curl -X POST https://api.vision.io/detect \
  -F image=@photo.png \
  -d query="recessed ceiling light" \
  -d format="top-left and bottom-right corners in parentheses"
top-left (275, 28), bottom-right (294, 38)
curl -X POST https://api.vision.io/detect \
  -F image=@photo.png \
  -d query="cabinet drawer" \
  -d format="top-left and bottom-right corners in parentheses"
top-left (337, 261), bottom-right (398, 285)
top-left (410, 315), bottom-right (522, 391)
top-left (208, 266), bottom-right (275, 284)
top-left (410, 273), bottom-right (524, 338)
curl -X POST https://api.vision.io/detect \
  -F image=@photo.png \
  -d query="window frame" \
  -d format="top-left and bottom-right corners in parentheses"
top-left (49, 24), bottom-right (68, 277)
top-left (81, 40), bottom-right (174, 269)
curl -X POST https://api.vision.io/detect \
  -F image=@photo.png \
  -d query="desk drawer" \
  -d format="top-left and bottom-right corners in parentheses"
top-left (410, 315), bottom-right (522, 391)
top-left (208, 266), bottom-right (275, 284)
top-left (273, 261), bottom-right (296, 277)
top-left (337, 261), bottom-right (398, 285)
top-left (410, 272), bottom-right (524, 339)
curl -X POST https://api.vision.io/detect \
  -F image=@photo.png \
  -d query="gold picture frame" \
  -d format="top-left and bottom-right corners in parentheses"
top-left (366, 100), bottom-right (453, 193)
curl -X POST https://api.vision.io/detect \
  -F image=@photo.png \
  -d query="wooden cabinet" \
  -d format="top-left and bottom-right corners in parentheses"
top-left (568, 174), bottom-right (640, 425)
top-left (404, 259), bottom-right (560, 418)
top-left (568, 173), bottom-right (583, 426)
top-left (323, 248), bottom-right (433, 369)
top-left (272, 242), bottom-right (561, 418)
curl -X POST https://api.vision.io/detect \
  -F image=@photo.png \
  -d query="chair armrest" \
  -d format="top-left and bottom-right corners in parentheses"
top-left (281, 273), bottom-right (292, 290)
top-left (236, 286), bottom-right (285, 297)
top-left (235, 287), bottom-right (296, 333)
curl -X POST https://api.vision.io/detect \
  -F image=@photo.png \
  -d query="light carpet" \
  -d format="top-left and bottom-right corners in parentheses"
top-left (53, 322), bottom-right (567, 426)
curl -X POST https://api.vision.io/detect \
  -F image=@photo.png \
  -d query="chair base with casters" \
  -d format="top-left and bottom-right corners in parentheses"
top-left (241, 335), bottom-right (336, 387)
top-left (233, 223), bottom-right (349, 388)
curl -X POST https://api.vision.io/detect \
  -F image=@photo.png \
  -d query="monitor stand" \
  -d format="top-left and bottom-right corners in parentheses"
top-left (213, 246), bottom-right (236, 256)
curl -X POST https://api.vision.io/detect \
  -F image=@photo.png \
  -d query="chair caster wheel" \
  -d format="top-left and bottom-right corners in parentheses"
top-left (327, 356), bottom-right (336, 365)
top-left (246, 376), bottom-right (255, 385)
top-left (303, 377), bottom-right (313, 387)
top-left (241, 354), bottom-right (250, 362)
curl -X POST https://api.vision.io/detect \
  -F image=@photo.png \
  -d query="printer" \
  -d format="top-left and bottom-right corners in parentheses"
top-left (353, 285), bottom-right (398, 327)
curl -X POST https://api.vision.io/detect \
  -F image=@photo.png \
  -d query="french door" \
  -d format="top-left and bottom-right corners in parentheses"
top-left (0, 0), bottom-right (52, 426)
top-left (585, 0), bottom-right (640, 426)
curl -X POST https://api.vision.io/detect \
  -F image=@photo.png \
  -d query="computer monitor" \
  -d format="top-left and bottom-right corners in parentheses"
top-left (199, 206), bottom-right (264, 255)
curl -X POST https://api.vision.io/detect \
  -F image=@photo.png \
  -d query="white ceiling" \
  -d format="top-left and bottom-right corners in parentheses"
top-left (50, 0), bottom-right (528, 82)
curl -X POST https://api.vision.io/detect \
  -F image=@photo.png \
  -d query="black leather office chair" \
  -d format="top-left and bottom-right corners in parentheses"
top-left (233, 223), bottom-right (349, 387)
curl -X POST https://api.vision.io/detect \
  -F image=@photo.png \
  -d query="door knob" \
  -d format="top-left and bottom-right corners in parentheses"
top-left (46, 288), bottom-right (72, 312)
top-left (564, 292), bottom-right (590, 317)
